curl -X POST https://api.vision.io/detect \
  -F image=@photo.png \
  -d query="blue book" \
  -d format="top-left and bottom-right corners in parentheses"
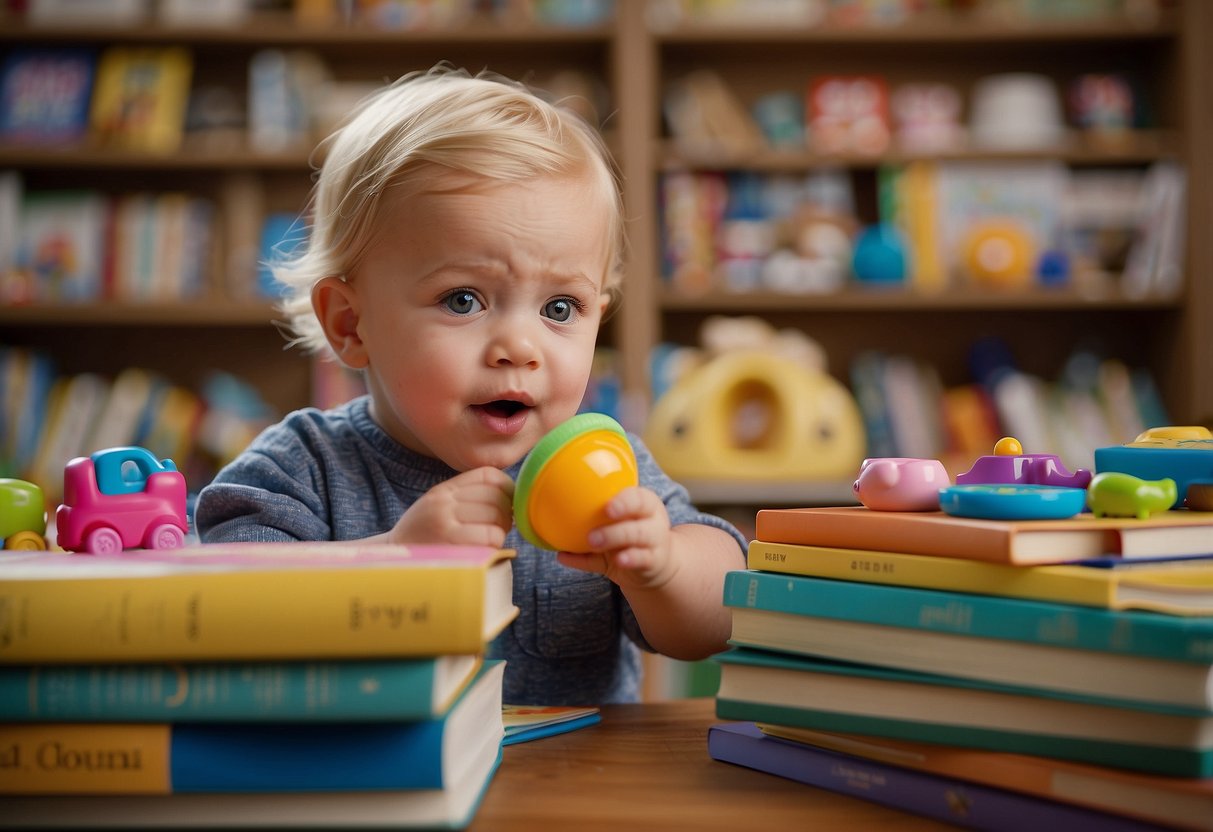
top-left (715, 648), bottom-right (1213, 777)
top-left (0, 49), bottom-right (94, 144)
top-left (708, 722), bottom-right (1167, 832)
top-left (0, 747), bottom-right (501, 829)
top-left (0, 656), bottom-right (482, 722)
top-left (0, 661), bottom-right (504, 794)
top-left (723, 569), bottom-right (1213, 711)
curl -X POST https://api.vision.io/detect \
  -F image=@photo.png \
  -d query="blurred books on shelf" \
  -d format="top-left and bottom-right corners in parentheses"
top-left (0, 173), bottom-right (217, 306)
top-left (0, 347), bottom-right (275, 497)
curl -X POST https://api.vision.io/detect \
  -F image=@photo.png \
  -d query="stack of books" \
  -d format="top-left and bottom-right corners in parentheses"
top-left (0, 543), bottom-right (519, 829)
top-left (710, 505), bottom-right (1213, 831)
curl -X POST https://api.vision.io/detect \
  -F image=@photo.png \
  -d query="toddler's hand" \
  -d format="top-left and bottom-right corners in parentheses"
top-left (388, 467), bottom-right (514, 548)
top-left (557, 486), bottom-right (678, 590)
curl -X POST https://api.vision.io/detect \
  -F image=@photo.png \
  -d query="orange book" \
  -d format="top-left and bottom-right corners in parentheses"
top-left (754, 505), bottom-right (1213, 565)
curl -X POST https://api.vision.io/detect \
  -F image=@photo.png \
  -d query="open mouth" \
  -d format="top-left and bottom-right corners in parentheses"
top-left (480, 400), bottom-right (529, 418)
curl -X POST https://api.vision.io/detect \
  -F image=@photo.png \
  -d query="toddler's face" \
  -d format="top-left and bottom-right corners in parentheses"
top-left (343, 171), bottom-right (611, 471)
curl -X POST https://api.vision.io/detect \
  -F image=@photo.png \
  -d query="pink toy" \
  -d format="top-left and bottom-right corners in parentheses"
top-left (853, 457), bottom-right (949, 512)
top-left (56, 446), bottom-right (188, 555)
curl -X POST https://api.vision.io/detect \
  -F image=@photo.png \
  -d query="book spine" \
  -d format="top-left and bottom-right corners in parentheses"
top-left (0, 659), bottom-right (449, 722)
top-left (746, 540), bottom-right (1111, 607)
top-left (723, 568), bottom-right (1213, 662)
top-left (713, 697), bottom-right (1209, 778)
top-left (707, 725), bottom-right (1163, 832)
top-left (0, 720), bottom-right (445, 794)
top-left (753, 509), bottom-right (1015, 561)
top-left (0, 567), bottom-right (488, 663)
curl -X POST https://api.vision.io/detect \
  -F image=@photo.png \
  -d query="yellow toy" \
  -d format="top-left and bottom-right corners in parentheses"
top-left (644, 350), bottom-right (865, 482)
top-left (960, 220), bottom-right (1035, 288)
top-left (514, 413), bottom-right (638, 553)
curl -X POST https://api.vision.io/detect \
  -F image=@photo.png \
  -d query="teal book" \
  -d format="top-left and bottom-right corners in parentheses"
top-left (723, 569), bottom-right (1213, 711)
top-left (0, 656), bottom-right (482, 722)
top-left (0, 661), bottom-right (504, 795)
top-left (714, 648), bottom-right (1213, 777)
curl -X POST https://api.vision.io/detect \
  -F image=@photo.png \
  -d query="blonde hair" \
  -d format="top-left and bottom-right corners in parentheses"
top-left (275, 66), bottom-right (625, 353)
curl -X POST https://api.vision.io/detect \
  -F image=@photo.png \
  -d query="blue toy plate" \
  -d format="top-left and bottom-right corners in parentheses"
top-left (939, 484), bottom-right (1086, 520)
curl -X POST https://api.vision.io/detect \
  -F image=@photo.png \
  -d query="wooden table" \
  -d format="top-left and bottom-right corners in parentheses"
top-left (471, 698), bottom-right (952, 831)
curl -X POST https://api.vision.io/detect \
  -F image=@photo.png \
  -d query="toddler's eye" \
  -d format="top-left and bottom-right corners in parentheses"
top-left (543, 297), bottom-right (582, 323)
top-left (442, 290), bottom-right (483, 315)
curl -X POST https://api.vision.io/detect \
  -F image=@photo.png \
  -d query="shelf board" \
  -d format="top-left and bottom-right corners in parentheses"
top-left (659, 286), bottom-right (1185, 313)
top-left (684, 478), bottom-right (857, 507)
top-left (1, 300), bottom-right (283, 326)
top-left (660, 131), bottom-right (1179, 171)
top-left (0, 143), bottom-right (314, 171)
top-left (0, 16), bottom-right (613, 46)
top-left (653, 12), bottom-right (1177, 44)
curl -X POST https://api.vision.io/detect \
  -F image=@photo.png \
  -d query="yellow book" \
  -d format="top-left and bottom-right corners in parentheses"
top-left (747, 539), bottom-right (1213, 615)
top-left (0, 545), bottom-right (517, 663)
top-left (89, 47), bottom-right (192, 153)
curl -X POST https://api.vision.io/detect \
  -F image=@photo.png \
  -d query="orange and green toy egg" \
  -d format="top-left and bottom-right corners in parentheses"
top-left (514, 413), bottom-right (639, 553)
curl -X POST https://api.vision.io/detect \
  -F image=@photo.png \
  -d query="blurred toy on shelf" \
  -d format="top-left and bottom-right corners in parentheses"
top-left (958, 220), bottom-right (1036, 288)
top-left (890, 82), bottom-right (964, 153)
top-left (55, 446), bottom-right (188, 555)
top-left (851, 223), bottom-right (908, 286)
top-left (1086, 471), bottom-right (1177, 519)
top-left (514, 412), bottom-right (638, 553)
top-left (0, 477), bottom-right (48, 550)
top-left (852, 457), bottom-right (948, 511)
top-left (969, 73), bottom-right (1064, 151)
top-left (807, 75), bottom-right (891, 155)
top-left (1069, 73), bottom-right (1135, 139)
top-left (645, 316), bottom-right (864, 483)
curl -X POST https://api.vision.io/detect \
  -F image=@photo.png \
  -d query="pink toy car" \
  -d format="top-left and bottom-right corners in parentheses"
top-left (56, 447), bottom-right (188, 555)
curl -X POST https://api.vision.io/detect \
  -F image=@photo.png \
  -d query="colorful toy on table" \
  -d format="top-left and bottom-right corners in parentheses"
top-left (55, 446), bottom-right (189, 555)
top-left (852, 457), bottom-right (948, 512)
top-left (0, 478), bottom-right (48, 550)
top-left (1093, 426), bottom-right (1213, 511)
top-left (513, 413), bottom-right (638, 553)
top-left (1086, 471), bottom-right (1177, 520)
top-left (942, 437), bottom-right (1090, 520)
top-left (939, 483), bottom-right (1087, 521)
top-left (955, 436), bottom-right (1092, 489)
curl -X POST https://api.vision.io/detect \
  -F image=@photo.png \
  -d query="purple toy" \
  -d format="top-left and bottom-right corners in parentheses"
top-left (956, 437), bottom-right (1091, 490)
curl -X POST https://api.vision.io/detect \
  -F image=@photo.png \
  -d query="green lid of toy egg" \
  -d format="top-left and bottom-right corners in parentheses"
top-left (514, 412), bottom-right (637, 552)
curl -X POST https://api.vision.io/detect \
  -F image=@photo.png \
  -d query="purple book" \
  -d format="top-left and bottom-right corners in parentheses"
top-left (707, 723), bottom-right (1169, 832)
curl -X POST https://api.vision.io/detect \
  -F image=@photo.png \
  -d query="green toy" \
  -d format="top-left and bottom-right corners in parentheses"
top-left (1086, 472), bottom-right (1177, 520)
top-left (0, 478), bottom-right (48, 550)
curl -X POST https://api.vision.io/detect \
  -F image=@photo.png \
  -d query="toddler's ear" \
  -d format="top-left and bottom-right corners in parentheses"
top-left (313, 276), bottom-right (368, 369)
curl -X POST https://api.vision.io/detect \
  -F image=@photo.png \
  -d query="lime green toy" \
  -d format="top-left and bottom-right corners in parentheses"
top-left (514, 413), bottom-right (639, 553)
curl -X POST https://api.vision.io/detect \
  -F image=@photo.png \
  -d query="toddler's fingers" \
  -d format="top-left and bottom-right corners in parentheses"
top-left (605, 486), bottom-right (664, 521)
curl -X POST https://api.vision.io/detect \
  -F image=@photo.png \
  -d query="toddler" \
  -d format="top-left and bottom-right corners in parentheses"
top-left (196, 67), bottom-right (747, 704)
